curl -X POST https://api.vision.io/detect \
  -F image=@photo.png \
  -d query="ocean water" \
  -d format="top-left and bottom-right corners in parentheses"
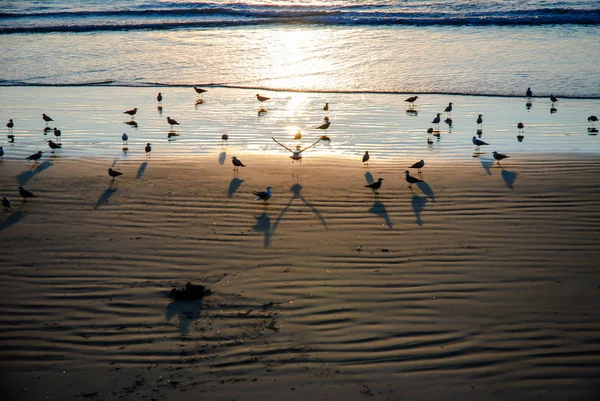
top-left (1, 0), bottom-right (599, 97)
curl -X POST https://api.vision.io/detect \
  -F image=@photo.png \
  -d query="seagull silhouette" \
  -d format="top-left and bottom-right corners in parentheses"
top-left (410, 159), bottom-right (425, 173)
top-left (492, 151), bottom-right (509, 165)
top-left (365, 178), bottom-right (384, 193)
top-left (231, 156), bottom-right (245, 171)
top-left (26, 151), bottom-right (43, 163)
top-left (2, 195), bottom-right (11, 210)
top-left (108, 168), bottom-right (123, 181)
top-left (472, 136), bottom-right (489, 150)
top-left (18, 186), bottom-right (36, 201)
top-left (167, 117), bottom-right (179, 126)
top-left (404, 170), bottom-right (423, 188)
top-left (362, 151), bottom-right (370, 165)
top-left (145, 143), bottom-right (152, 155)
top-left (42, 113), bottom-right (54, 122)
top-left (253, 186), bottom-right (272, 206)
top-left (405, 96), bottom-right (419, 104)
top-left (123, 108), bottom-right (137, 117)
top-left (256, 94), bottom-right (270, 103)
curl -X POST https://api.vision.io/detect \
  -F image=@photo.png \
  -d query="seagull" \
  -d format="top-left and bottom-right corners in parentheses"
top-left (362, 151), bottom-right (370, 165)
top-left (517, 122), bottom-right (524, 131)
top-left (53, 128), bottom-right (62, 142)
top-left (145, 143), bottom-right (152, 155)
top-left (404, 170), bottom-right (423, 188)
top-left (404, 96), bottom-right (419, 104)
top-left (294, 130), bottom-right (302, 140)
top-left (42, 113), bottom-right (54, 123)
top-left (526, 87), bottom-right (533, 97)
top-left (6, 119), bottom-right (14, 130)
top-left (365, 178), bottom-right (384, 193)
top-left (588, 115), bottom-right (598, 126)
top-left (550, 94), bottom-right (558, 104)
top-left (323, 102), bottom-right (329, 111)
top-left (431, 113), bottom-right (441, 127)
top-left (476, 114), bottom-right (483, 127)
top-left (167, 116), bottom-right (179, 126)
top-left (231, 156), bottom-right (245, 171)
top-left (18, 186), bottom-right (36, 201)
top-left (2, 195), bottom-right (11, 210)
top-left (317, 121), bottom-right (330, 130)
top-left (472, 136), bottom-right (489, 150)
top-left (122, 133), bottom-right (128, 144)
top-left (256, 94), bottom-right (270, 103)
top-left (444, 102), bottom-right (453, 116)
top-left (410, 159), bottom-right (425, 173)
top-left (253, 186), bottom-right (272, 206)
top-left (26, 151), bottom-right (43, 163)
top-left (194, 87), bottom-right (207, 97)
top-left (47, 140), bottom-right (59, 152)
top-left (157, 92), bottom-right (163, 104)
top-left (221, 133), bottom-right (229, 143)
top-left (108, 168), bottom-right (123, 181)
top-left (124, 108), bottom-right (138, 117)
top-left (0, 146), bottom-right (4, 159)
top-left (492, 151), bottom-right (509, 165)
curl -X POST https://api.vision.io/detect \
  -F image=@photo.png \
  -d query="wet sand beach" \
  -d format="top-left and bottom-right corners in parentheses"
top-left (1, 152), bottom-right (600, 401)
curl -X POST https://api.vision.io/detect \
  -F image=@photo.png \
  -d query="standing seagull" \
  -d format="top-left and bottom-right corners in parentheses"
top-left (410, 159), bottom-right (425, 173)
top-left (492, 151), bottom-right (509, 165)
top-left (431, 113), bottom-right (441, 129)
top-left (0, 146), bottom-right (4, 159)
top-left (588, 115), bottom-right (598, 126)
top-left (444, 102), bottom-right (453, 116)
top-left (122, 133), bottom-right (128, 145)
top-left (42, 113), bottom-right (54, 123)
top-left (194, 87), bottom-right (207, 98)
top-left (18, 186), bottom-right (36, 201)
top-left (2, 195), bottom-right (11, 211)
top-left (472, 136), bottom-right (489, 150)
top-left (476, 114), bottom-right (483, 129)
top-left (145, 143), bottom-right (152, 156)
top-left (47, 140), bottom-right (60, 153)
top-left (108, 168), bottom-right (123, 181)
top-left (124, 108), bottom-right (138, 118)
top-left (404, 170), bottom-right (423, 189)
top-left (256, 94), bottom-right (270, 103)
top-left (167, 116), bottom-right (179, 126)
top-left (6, 119), bottom-right (14, 131)
top-left (362, 151), bottom-right (370, 166)
top-left (157, 92), bottom-right (163, 105)
top-left (526, 87), bottom-right (533, 98)
top-left (294, 130), bottom-right (302, 140)
top-left (221, 133), bottom-right (229, 144)
top-left (405, 95), bottom-right (419, 105)
top-left (550, 94), bottom-right (558, 104)
top-left (317, 120), bottom-right (330, 130)
top-left (365, 178), bottom-right (384, 194)
top-left (231, 156), bottom-right (245, 171)
top-left (517, 122), bottom-right (524, 131)
top-left (53, 127), bottom-right (62, 143)
top-left (26, 151), bottom-right (43, 164)
top-left (253, 186), bottom-right (272, 206)
top-left (323, 102), bottom-right (329, 112)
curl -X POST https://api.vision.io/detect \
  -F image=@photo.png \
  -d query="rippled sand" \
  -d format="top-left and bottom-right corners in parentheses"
top-left (1, 154), bottom-right (599, 401)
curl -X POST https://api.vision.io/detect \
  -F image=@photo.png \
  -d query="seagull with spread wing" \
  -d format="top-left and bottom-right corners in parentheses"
top-left (272, 137), bottom-right (321, 162)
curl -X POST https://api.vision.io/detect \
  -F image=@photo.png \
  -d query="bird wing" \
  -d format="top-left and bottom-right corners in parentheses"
top-left (300, 138), bottom-right (322, 153)
top-left (272, 137), bottom-right (294, 153)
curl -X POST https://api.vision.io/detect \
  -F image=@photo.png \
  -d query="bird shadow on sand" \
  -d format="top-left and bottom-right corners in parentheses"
top-left (0, 211), bottom-right (23, 231)
top-left (411, 194), bottom-right (427, 226)
top-left (368, 201), bottom-right (392, 228)
top-left (252, 212), bottom-right (272, 248)
top-left (364, 172), bottom-right (374, 184)
top-left (165, 299), bottom-right (204, 336)
top-left (94, 187), bottom-right (117, 210)
top-left (415, 181), bottom-right (435, 201)
top-left (479, 157), bottom-right (494, 176)
top-left (16, 160), bottom-right (53, 186)
top-left (501, 169), bottom-right (518, 190)
top-left (136, 162), bottom-right (147, 180)
top-left (271, 176), bottom-right (328, 237)
top-left (218, 151), bottom-right (227, 165)
top-left (228, 177), bottom-right (244, 198)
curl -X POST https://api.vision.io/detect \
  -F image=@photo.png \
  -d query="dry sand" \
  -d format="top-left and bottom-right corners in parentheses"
top-left (1, 154), bottom-right (600, 401)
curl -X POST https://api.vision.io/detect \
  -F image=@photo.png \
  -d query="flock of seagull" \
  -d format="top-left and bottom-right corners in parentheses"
top-left (2, 87), bottom-right (598, 210)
